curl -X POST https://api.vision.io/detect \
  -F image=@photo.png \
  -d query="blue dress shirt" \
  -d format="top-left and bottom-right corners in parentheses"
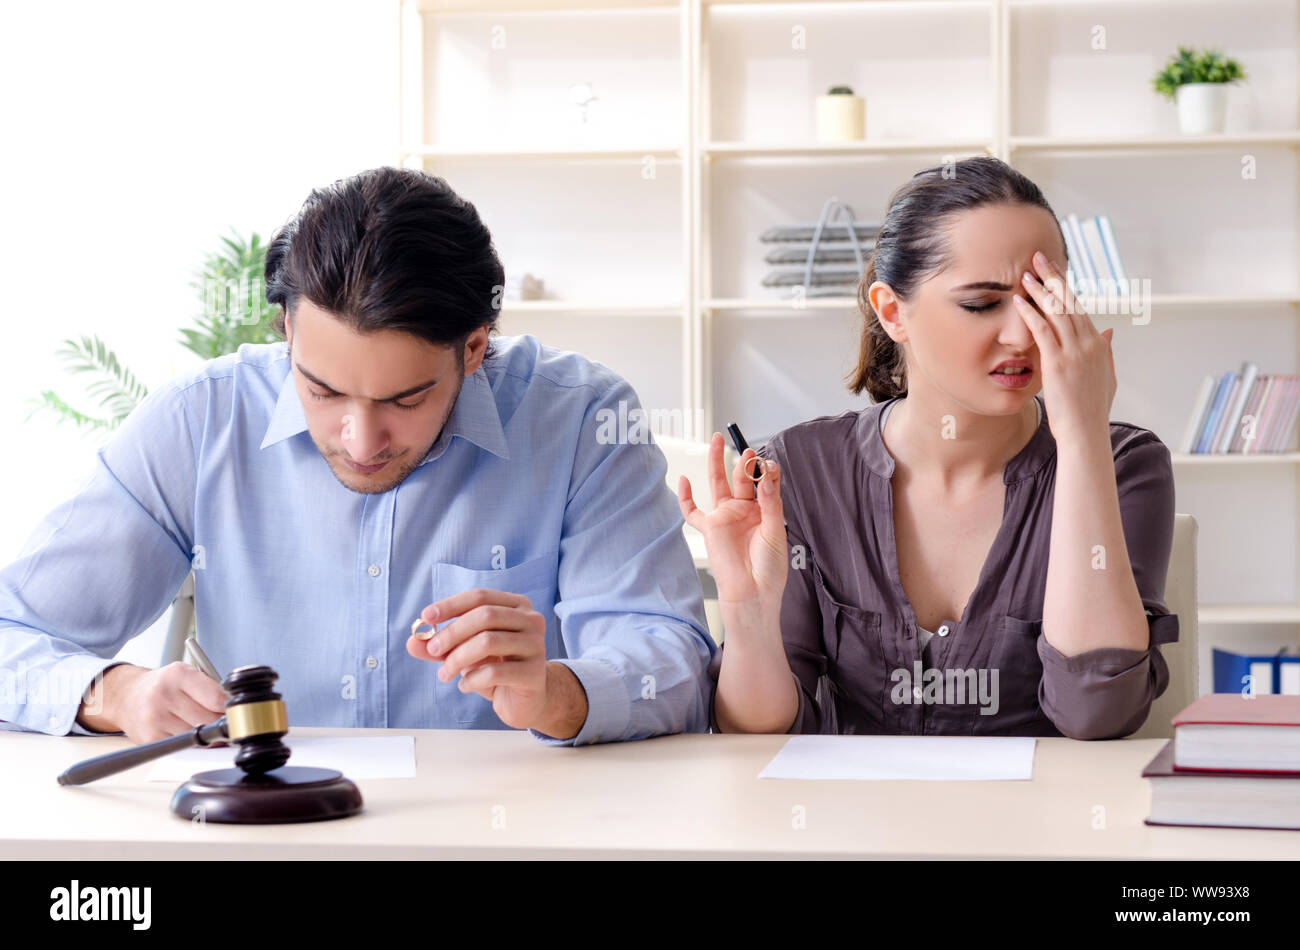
top-left (0, 335), bottom-right (714, 745)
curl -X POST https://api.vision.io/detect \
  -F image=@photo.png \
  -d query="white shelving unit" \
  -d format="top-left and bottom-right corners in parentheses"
top-left (399, 0), bottom-right (1300, 670)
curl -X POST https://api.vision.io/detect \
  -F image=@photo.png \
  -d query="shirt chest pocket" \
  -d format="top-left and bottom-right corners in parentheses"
top-left (432, 555), bottom-right (557, 614)
top-left (430, 555), bottom-right (558, 724)
top-left (986, 615), bottom-right (1053, 731)
top-left (812, 571), bottom-right (888, 732)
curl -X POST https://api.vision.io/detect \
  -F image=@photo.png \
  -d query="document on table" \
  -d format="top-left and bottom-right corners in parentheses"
top-left (146, 735), bottom-right (416, 781)
top-left (758, 736), bottom-right (1036, 781)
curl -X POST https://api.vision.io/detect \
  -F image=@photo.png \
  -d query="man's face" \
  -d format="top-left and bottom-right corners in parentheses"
top-left (284, 299), bottom-right (487, 495)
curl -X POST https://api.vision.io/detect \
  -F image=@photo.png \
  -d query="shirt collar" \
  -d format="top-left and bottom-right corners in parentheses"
top-left (259, 364), bottom-right (309, 450)
top-left (860, 394), bottom-right (1052, 484)
top-left (260, 359), bottom-right (510, 463)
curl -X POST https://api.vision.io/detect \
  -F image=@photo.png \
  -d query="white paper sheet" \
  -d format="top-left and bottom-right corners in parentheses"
top-left (758, 735), bottom-right (1036, 781)
top-left (145, 735), bottom-right (416, 781)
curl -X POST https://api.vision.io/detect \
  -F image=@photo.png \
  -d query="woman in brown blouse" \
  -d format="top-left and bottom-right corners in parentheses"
top-left (679, 155), bottom-right (1179, 739)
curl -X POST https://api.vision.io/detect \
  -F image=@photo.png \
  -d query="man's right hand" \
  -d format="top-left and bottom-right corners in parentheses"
top-left (76, 662), bottom-right (229, 744)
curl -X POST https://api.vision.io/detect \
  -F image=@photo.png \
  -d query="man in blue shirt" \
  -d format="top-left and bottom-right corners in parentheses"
top-left (0, 167), bottom-right (714, 746)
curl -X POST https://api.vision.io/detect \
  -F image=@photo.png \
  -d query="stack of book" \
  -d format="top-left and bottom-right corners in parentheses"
top-left (1058, 212), bottom-right (1126, 296)
top-left (1179, 362), bottom-right (1300, 454)
top-left (1143, 694), bottom-right (1300, 830)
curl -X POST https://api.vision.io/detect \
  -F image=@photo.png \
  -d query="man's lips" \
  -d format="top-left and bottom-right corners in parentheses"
top-left (342, 456), bottom-right (392, 473)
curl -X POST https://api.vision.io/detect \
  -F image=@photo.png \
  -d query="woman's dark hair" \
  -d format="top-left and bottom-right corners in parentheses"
top-left (265, 166), bottom-right (505, 366)
top-left (847, 155), bottom-right (1066, 402)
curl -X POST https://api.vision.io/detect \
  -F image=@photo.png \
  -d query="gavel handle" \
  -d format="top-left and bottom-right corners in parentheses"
top-left (57, 717), bottom-right (229, 786)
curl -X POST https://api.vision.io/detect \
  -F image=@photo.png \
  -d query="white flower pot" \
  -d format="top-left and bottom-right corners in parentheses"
top-left (1174, 82), bottom-right (1228, 135)
top-left (815, 95), bottom-right (865, 142)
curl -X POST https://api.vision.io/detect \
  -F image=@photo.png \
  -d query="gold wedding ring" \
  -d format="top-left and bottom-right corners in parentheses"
top-left (747, 457), bottom-right (766, 485)
top-left (411, 618), bottom-right (435, 641)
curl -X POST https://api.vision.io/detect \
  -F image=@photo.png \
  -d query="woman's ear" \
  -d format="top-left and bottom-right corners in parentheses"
top-left (870, 281), bottom-right (907, 345)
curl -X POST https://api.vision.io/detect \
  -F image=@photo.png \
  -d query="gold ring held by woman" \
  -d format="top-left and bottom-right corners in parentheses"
top-left (411, 618), bottom-right (435, 641)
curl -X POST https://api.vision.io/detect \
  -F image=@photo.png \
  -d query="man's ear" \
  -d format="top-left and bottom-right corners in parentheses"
top-left (284, 310), bottom-right (293, 348)
top-left (462, 326), bottom-right (489, 375)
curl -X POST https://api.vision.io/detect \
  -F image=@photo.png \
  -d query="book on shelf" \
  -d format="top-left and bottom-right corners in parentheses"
top-left (1179, 363), bottom-right (1300, 454)
top-left (1212, 647), bottom-right (1300, 696)
top-left (1142, 694), bottom-right (1300, 830)
top-left (1215, 361), bottom-right (1257, 452)
top-left (1096, 215), bottom-right (1127, 285)
top-left (1059, 213), bottom-right (1126, 296)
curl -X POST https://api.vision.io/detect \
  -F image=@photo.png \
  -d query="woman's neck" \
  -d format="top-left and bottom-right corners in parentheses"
top-left (882, 392), bottom-right (1039, 497)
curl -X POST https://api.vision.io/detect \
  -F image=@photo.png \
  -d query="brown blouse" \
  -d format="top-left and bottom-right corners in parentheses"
top-left (707, 394), bottom-right (1180, 739)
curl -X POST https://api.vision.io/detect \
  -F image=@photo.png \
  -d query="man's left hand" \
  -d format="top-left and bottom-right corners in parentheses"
top-left (406, 589), bottom-right (549, 730)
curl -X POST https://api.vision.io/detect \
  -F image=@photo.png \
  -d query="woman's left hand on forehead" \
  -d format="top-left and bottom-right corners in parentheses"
top-left (1012, 249), bottom-right (1116, 443)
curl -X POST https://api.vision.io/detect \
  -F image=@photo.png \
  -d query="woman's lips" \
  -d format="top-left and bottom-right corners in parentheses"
top-left (989, 368), bottom-right (1033, 389)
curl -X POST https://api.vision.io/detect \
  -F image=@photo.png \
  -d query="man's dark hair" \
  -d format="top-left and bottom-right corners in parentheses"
top-left (265, 166), bottom-right (505, 365)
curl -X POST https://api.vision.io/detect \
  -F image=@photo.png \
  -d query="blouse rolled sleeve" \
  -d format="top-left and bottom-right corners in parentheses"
top-left (1036, 433), bottom-right (1181, 740)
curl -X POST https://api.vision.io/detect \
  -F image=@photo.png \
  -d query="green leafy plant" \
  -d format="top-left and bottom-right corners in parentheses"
top-left (27, 229), bottom-right (280, 432)
top-left (1152, 46), bottom-right (1246, 101)
top-left (180, 230), bottom-right (280, 360)
top-left (827, 85), bottom-right (855, 96)
top-left (27, 337), bottom-right (150, 432)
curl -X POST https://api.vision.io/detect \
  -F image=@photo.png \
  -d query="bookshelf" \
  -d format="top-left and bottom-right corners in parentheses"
top-left (399, 0), bottom-right (1300, 684)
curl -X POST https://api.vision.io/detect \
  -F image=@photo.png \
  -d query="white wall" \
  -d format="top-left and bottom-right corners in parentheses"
top-left (0, 0), bottom-right (401, 666)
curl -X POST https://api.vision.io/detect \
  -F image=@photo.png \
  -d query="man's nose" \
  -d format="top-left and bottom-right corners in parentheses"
top-left (340, 408), bottom-right (389, 462)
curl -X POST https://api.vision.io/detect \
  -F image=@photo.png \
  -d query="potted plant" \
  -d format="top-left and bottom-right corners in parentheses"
top-left (815, 85), bottom-right (864, 143)
top-left (28, 229), bottom-right (280, 432)
top-left (1152, 46), bottom-right (1246, 135)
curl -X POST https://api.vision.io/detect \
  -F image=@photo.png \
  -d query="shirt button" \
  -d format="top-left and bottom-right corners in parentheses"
top-left (938, 624), bottom-right (950, 637)
top-left (912, 686), bottom-right (923, 701)
top-left (48, 716), bottom-right (59, 728)
top-left (367, 564), bottom-right (380, 577)
top-left (365, 656), bottom-right (378, 669)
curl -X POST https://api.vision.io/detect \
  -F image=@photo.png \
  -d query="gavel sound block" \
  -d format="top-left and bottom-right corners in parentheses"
top-left (58, 665), bottom-right (363, 824)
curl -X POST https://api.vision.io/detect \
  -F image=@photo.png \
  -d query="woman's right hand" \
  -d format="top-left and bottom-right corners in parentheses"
top-left (677, 433), bottom-right (788, 610)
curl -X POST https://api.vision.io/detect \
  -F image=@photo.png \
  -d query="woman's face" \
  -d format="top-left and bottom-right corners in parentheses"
top-left (872, 202), bottom-right (1068, 415)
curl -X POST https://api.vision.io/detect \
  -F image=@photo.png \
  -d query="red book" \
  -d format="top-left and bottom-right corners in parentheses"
top-left (1172, 694), bottom-right (1300, 773)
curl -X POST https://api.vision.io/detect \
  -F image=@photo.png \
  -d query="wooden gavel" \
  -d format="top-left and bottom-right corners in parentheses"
top-left (58, 664), bottom-right (291, 785)
top-left (57, 664), bottom-right (362, 823)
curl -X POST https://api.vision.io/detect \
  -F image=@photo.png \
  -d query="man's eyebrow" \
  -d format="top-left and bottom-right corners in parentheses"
top-left (950, 281), bottom-right (1016, 292)
top-left (295, 362), bottom-right (439, 401)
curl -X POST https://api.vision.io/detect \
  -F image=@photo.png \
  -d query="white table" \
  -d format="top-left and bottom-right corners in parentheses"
top-left (3, 728), bottom-right (1296, 859)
